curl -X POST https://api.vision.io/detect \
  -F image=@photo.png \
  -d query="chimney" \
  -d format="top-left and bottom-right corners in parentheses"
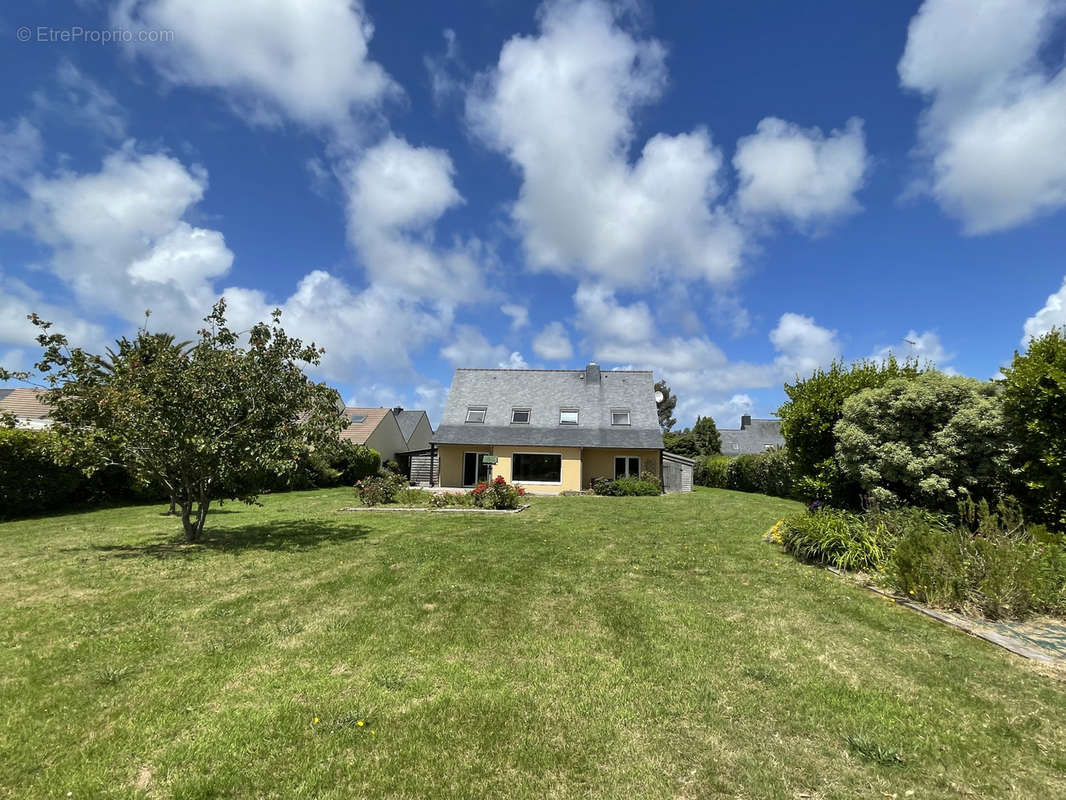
top-left (585, 362), bottom-right (601, 385)
top-left (741, 414), bottom-right (752, 429)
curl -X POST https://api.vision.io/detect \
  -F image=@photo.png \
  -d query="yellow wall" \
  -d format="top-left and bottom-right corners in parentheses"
top-left (581, 448), bottom-right (660, 489)
top-left (436, 444), bottom-right (661, 493)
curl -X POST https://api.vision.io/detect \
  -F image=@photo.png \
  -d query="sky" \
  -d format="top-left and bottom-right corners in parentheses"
top-left (1, 0), bottom-right (1065, 429)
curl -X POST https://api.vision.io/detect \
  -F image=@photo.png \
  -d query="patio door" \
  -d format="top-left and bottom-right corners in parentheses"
top-left (463, 451), bottom-right (490, 486)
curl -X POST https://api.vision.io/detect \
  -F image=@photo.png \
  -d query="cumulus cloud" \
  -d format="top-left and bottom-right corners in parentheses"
top-left (441, 324), bottom-right (526, 369)
top-left (1023, 276), bottom-right (1066, 344)
top-left (574, 284), bottom-right (656, 345)
top-left (870, 329), bottom-right (954, 368)
top-left (113, 0), bottom-right (396, 133)
top-left (899, 0), bottom-right (1066, 233)
top-left (500, 303), bottom-right (529, 330)
top-left (770, 312), bottom-right (842, 379)
top-left (532, 321), bottom-right (574, 361)
top-left (0, 119), bottom-right (43, 185)
top-left (734, 117), bottom-right (869, 227)
top-left (467, 0), bottom-right (745, 289)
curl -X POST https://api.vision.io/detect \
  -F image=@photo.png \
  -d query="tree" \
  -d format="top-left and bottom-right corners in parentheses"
top-left (663, 428), bottom-right (697, 458)
top-left (777, 356), bottom-right (924, 503)
top-left (4, 301), bottom-right (344, 541)
top-left (691, 415), bottom-right (721, 456)
top-left (834, 372), bottom-right (1013, 511)
top-left (655, 379), bottom-right (677, 432)
top-left (1001, 328), bottom-right (1066, 530)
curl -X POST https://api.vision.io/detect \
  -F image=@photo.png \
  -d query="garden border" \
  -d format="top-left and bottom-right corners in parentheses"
top-left (339, 504), bottom-right (531, 514)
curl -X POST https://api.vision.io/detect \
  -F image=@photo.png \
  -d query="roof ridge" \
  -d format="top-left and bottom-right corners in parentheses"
top-left (454, 368), bottom-right (653, 373)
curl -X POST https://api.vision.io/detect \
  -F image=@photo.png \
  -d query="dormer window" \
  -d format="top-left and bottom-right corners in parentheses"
top-left (559, 408), bottom-right (579, 425)
top-left (611, 409), bottom-right (631, 426)
top-left (465, 406), bottom-right (487, 423)
top-left (511, 408), bottom-right (531, 424)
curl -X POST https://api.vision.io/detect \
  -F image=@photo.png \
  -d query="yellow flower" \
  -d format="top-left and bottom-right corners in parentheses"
top-left (357, 720), bottom-right (364, 727)
top-left (313, 717), bottom-right (319, 724)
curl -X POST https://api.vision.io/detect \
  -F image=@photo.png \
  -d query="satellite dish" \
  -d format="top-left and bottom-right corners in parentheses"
top-left (654, 390), bottom-right (664, 403)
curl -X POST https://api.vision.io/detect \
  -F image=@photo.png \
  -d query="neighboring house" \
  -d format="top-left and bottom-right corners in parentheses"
top-left (0, 388), bottom-right (52, 429)
top-left (431, 362), bottom-right (664, 492)
top-left (718, 415), bottom-right (785, 455)
top-left (338, 407), bottom-right (409, 463)
top-left (394, 409), bottom-right (433, 452)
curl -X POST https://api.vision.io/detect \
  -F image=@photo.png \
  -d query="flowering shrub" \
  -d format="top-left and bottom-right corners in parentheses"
top-left (354, 470), bottom-right (407, 506)
top-left (471, 475), bottom-right (524, 509)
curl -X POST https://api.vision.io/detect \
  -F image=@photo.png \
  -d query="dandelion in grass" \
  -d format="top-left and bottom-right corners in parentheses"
top-left (357, 720), bottom-right (364, 727)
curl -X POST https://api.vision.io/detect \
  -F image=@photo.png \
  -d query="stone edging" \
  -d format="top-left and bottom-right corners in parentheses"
top-left (339, 504), bottom-right (531, 514)
top-left (826, 566), bottom-right (1060, 665)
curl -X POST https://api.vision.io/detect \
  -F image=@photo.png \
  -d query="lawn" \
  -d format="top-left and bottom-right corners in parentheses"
top-left (1, 488), bottom-right (1064, 799)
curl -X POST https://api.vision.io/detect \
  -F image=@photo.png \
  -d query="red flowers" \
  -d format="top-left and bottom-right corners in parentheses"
top-left (494, 475), bottom-right (506, 485)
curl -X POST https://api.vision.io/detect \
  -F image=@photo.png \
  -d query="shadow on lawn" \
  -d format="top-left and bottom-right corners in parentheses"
top-left (81, 519), bottom-right (371, 559)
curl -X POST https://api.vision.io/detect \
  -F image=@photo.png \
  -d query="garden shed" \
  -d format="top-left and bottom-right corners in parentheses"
top-left (662, 452), bottom-right (694, 493)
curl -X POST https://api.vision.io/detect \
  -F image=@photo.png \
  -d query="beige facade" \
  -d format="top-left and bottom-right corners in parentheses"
top-left (436, 444), bottom-right (660, 493)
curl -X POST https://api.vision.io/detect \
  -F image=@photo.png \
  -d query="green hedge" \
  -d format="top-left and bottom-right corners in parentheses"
top-left (724, 449), bottom-right (794, 498)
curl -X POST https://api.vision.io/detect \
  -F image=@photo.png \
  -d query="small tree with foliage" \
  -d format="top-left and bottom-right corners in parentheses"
top-left (1001, 328), bottom-right (1066, 530)
top-left (655, 379), bottom-right (677, 432)
top-left (834, 372), bottom-right (1013, 511)
top-left (691, 415), bottom-right (721, 456)
top-left (2, 301), bottom-right (344, 541)
top-left (777, 356), bottom-right (924, 503)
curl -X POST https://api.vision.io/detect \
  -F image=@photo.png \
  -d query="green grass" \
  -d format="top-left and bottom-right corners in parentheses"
top-left (1, 487), bottom-right (1064, 799)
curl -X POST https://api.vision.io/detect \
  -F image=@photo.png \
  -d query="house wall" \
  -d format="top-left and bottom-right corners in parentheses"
top-left (366, 415), bottom-right (409, 463)
top-left (582, 448), bottom-right (661, 488)
top-left (405, 415), bottom-right (433, 451)
top-left (436, 444), bottom-right (661, 492)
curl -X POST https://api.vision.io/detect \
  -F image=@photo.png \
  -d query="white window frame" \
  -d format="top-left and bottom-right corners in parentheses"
top-left (465, 406), bottom-right (487, 423)
top-left (614, 455), bottom-right (641, 479)
top-left (510, 408), bottom-right (531, 424)
top-left (611, 409), bottom-right (631, 426)
top-left (510, 451), bottom-right (563, 485)
top-left (559, 408), bottom-right (579, 425)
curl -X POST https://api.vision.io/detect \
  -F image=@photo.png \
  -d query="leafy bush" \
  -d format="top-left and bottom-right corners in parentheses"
top-left (589, 476), bottom-right (660, 496)
top-left (779, 508), bottom-right (893, 572)
top-left (471, 476), bottom-right (525, 509)
top-left (332, 442), bottom-right (381, 484)
top-left (638, 470), bottom-right (662, 492)
top-left (724, 449), bottom-right (793, 498)
top-left (777, 356), bottom-right (924, 505)
top-left (1001, 327), bottom-right (1066, 530)
top-left (382, 459), bottom-right (402, 475)
top-left (354, 470), bottom-right (407, 506)
top-left (694, 455), bottom-right (729, 488)
top-left (884, 498), bottom-right (1066, 619)
top-left (0, 429), bottom-right (83, 518)
top-left (834, 372), bottom-right (1014, 512)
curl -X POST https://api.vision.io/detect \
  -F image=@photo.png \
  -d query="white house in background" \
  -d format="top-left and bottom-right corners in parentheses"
top-left (0, 388), bottom-right (52, 429)
top-left (338, 407), bottom-right (410, 463)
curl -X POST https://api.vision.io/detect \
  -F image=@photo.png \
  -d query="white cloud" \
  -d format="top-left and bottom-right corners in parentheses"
top-left (574, 284), bottom-right (655, 345)
top-left (706, 394), bottom-right (754, 429)
top-left (1023, 276), bottom-right (1066, 344)
top-left (425, 28), bottom-right (466, 107)
top-left (532, 321), bottom-right (573, 361)
top-left (734, 117), bottom-right (869, 227)
top-left (441, 324), bottom-right (526, 369)
top-left (770, 312), bottom-right (842, 379)
top-left (899, 0), bottom-right (1066, 233)
top-left (500, 303), bottom-right (529, 330)
top-left (344, 135), bottom-right (489, 302)
top-left (467, 0), bottom-right (745, 289)
top-left (0, 273), bottom-right (108, 355)
top-left (0, 119), bottom-right (43, 185)
top-left (870, 329), bottom-right (954, 368)
top-left (113, 0), bottom-right (397, 133)
top-left (32, 62), bottom-right (127, 140)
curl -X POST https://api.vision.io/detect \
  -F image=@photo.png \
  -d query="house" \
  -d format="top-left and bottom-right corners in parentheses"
top-left (0, 388), bottom-right (52, 429)
top-left (431, 362), bottom-right (664, 492)
top-left (718, 415), bottom-right (785, 455)
top-left (338, 407), bottom-right (410, 463)
top-left (393, 409), bottom-right (433, 452)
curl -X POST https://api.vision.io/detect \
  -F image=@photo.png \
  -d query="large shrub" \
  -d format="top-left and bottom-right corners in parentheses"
top-left (834, 372), bottom-right (1013, 512)
top-left (1001, 327), bottom-right (1066, 530)
top-left (354, 470), bottom-right (407, 506)
top-left (663, 415), bottom-right (721, 459)
top-left (590, 476), bottom-right (661, 496)
top-left (332, 442), bottom-right (381, 485)
top-left (472, 476), bottom-right (525, 509)
top-left (777, 357), bottom-right (924, 504)
top-left (724, 449), bottom-right (793, 498)
top-left (0, 429), bottom-right (83, 518)
top-left (694, 455), bottom-right (729, 488)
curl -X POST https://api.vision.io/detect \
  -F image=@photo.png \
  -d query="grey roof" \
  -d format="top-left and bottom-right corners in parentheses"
top-left (719, 418), bottom-right (785, 455)
top-left (432, 366), bottom-right (663, 449)
top-left (394, 410), bottom-right (428, 442)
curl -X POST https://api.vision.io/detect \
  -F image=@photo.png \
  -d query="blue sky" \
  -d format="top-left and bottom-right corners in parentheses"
top-left (1, 0), bottom-right (1065, 427)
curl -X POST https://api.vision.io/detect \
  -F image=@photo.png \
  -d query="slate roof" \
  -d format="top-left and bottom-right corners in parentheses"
top-left (394, 410), bottom-right (428, 443)
top-left (718, 417), bottom-right (785, 455)
top-left (338, 407), bottom-right (391, 445)
top-left (0, 388), bottom-right (52, 420)
top-left (432, 366), bottom-right (664, 449)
